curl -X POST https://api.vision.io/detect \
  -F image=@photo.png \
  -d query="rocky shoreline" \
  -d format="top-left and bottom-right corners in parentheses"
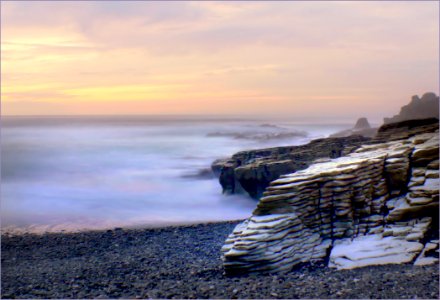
top-left (221, 118), bottom-right (439, 274)
top-left (1, 221), bottom-right (439, 299)
top-left (213, 93), bottom-right (439, 201)
top-left (2, 93), bottom-right (439, 298)
top-left (213, 94), bottom-right (439, 276)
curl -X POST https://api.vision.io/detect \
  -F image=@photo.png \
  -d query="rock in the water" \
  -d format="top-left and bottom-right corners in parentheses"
top-left (384, 93), bottom-right (439, 124)
top-left (330, 118), bottom-right (377, 138)
top-left (354, 117), bottom-right (371, 130)
top-left (222, 120), bottom-right (439, 274)
top-left (211, 135), bottom-right (370, 199)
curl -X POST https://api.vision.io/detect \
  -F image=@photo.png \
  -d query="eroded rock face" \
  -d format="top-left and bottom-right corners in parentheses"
top-left (222, 126), bottom-right (439, 274)
top-left (212, 136), bottom-right (370, 199)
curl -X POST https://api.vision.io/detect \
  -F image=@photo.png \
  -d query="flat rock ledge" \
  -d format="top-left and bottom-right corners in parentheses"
top-left (222, 128), bottom-right (439, 274)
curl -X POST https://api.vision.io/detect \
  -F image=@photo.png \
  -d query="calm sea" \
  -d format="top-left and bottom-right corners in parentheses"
top-left (1, 116), bottom-right (352, 234)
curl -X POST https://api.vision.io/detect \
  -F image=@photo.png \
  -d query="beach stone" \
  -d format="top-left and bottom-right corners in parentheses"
top-left (1, 219), bottom-right (439, 299)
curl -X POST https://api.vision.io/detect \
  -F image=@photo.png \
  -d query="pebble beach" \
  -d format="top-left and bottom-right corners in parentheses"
top-left (1, 221), bottom-right (438, 299)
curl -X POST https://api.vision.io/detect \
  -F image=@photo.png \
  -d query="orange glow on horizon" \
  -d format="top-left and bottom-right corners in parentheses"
top-left (1, 1), bottom-right (438, 120)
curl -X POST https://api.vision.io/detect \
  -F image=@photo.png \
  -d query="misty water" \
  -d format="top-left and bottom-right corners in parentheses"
top-left (1, 116), bottom-right (352, 233)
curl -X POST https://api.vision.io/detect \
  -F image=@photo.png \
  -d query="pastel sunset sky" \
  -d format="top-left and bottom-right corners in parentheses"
top-left (2, 1), bottom-right (439, 121)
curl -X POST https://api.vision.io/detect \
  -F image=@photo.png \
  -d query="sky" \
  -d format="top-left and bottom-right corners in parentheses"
top-left (1, 1), bottom-right (439, 121)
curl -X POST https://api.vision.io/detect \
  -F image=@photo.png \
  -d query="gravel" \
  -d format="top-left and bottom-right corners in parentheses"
top-left (1, 221), bottom-right (439, 299)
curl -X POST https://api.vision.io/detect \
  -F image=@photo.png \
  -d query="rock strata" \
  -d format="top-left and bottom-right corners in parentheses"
top-left (212, 136), bottom-right (370, 199)
top-left (222, 123), bottom-right (439, 274)
top-left (373, 117), bottom-right (439, 142)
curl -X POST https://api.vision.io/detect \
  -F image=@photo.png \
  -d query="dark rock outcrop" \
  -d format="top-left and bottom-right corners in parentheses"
top-left (354, 117), bottom-right (371, 130)
top-left (330, 117), bottom-right (377, 138)
top-left (222, 120), bottom-right (439, 274)
top-left (373, 117), bottom-right (439, 142)
top-left (384, 92), bottom-right (439, 124)
top-left (211, 136), bottom-right (370, 199)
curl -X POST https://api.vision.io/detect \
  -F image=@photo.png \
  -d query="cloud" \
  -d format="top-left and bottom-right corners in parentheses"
top-left (3, 1), bottom-right (437, 54)
top-left (1, 1), bottom-right (438, 119)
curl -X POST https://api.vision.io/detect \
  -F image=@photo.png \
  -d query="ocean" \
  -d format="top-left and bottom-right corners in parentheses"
top-left (1, 116), bottom-right (352, 234)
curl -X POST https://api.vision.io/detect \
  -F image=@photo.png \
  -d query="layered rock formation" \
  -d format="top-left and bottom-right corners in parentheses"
top-left (212, 136), bottom-right (370, 199)
top-left (373, 117), bottom-right (439, 142)
top-left (221, 120), bottom-right (439, 274)
top-left (384, 92), bottom-right (439, 124)
top-left (214, 94), bottom-right (439, 201)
